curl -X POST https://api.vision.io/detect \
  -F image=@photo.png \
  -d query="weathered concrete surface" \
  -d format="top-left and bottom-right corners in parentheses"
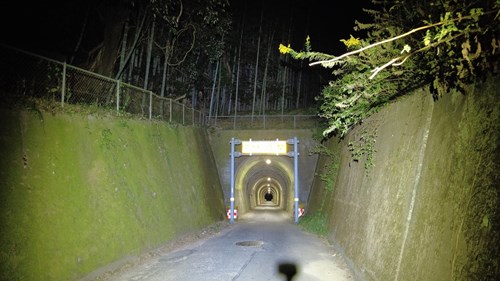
top-left (308, 76), bottom-right (500, 281)
top-left (0, 108), bottom-right (226, 281)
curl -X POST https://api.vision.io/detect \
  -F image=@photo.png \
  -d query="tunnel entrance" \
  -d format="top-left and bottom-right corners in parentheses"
top-left (229, 137), bottom-right (300, 223)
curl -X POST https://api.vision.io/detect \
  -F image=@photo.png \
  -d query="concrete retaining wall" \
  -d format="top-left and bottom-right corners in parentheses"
top-left (0, 107), bottom-right (225, 281)
top-left (309, 76), bottom-right (499, 281)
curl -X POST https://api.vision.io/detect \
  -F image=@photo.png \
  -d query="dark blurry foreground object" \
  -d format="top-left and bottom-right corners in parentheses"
top-left (278, 262), bottom-right (297, 281)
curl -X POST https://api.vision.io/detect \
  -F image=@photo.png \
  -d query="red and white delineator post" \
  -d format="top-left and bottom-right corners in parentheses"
top-left (298, 207), bottom-right (304, 217)
top-left (226, 208), bottom-right (238, 220)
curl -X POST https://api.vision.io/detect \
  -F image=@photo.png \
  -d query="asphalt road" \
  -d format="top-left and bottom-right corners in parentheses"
top-left (103, 207), bottom-right (354, 281)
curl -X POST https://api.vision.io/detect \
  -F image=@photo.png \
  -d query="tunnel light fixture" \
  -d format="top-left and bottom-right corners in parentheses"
top-left (267, 177), bottom-right (271, 181)
top-left (265, 159), bottom-right (271, 164)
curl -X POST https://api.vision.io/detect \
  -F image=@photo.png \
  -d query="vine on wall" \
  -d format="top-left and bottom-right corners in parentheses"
top-left (347, 129), bottom-right (377, 173)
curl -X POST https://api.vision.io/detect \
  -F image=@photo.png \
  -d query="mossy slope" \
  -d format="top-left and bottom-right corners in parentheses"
top-left (0, 110), bottom-right (225, 281)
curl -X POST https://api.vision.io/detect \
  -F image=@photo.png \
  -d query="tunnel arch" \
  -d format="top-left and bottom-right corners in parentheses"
top-left (257, 183), bottom-right (279, 206)
top-left (252, 176), bottom-right (282, 207)
top-left (234, 155), bottom-right (295, 215)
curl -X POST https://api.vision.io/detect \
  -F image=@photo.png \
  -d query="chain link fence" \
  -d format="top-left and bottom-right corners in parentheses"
top-left (0, 44), bottom-right (320, 129)
top-left (0, 44), bottom-right (205, 126)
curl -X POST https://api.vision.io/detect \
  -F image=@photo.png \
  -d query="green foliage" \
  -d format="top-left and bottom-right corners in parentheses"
top-left (299, 212), bottom-right (328, 237)
top-left (120, 93), bottom-right (131, 111)
top-left (347, 130), bottom-right (376, 172)
top-left (151, 0), bottom-right (231, 61)
top-left (100, 128), bottom-right (114, 149)
top-left (280, 0), bottom-right (499, 139)
top-left (279, 43), bottom-right (338, 67)
top-left (147, 0), bottom-right (231, 99)
top-left (310, 144), bottom-right (339, 191)
top-left (46, 63), bottom-right (62, 100)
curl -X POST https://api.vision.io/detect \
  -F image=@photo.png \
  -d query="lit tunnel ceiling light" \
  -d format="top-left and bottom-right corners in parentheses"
top-left (265, 159), bottom-right (271, 164)
top-left (267, 177), bottom-right (271, 181)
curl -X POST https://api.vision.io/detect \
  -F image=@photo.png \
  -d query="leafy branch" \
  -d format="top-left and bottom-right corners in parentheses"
top-left (347, 130), bottom-right (376, 172)
top-left (309, 10), bottom-right (492, 78)
top-left (279, 1), bottom-right (499, 139)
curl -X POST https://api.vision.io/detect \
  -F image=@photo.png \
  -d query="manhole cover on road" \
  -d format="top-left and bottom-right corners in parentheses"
top-left (235, 240), bottom-right (263, 247)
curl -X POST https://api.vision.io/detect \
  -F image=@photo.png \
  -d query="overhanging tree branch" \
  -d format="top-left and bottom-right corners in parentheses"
top-left (368, 32), bottom-right (465, 79)
top-left (309, 14), bottom-right (482, 67)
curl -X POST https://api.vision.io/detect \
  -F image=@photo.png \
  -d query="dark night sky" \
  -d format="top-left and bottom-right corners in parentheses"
top-left (309, 1), bottom-right (371, 54)
top-left (0, 1), bottom-right (98, 59)
top-left (231, 0), bottom-right (371, 55)
top-left (0, 0), bottom-right (371, 60)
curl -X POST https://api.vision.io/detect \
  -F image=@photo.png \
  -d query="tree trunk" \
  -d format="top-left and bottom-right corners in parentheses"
top-left (208, 59), bottom-right (219, 120)
top-left (281, 7), bottom-right (293, 117)
top-left (119, 17), bottom-right (130, 81)
top-left (70, 4), bottom-right (90, 65)
top-left (160, 37), bottom-right (171, 98)
top-left (114, 9), bottom-right (147, 80)
top-left (215, 60), bottom-right (222, 116)
top-left (227, 44), bottom-right (237, 115)
top-left (296, 7), bottom-right (310, 109)
top-left (251, 7), bottom-right (264, 119)
top-left (260, 25), bottom-right (275, 115)
top-left (296, 69), bottom-right (302, 108)
top-left (127, 48), bottom-right (135, 83)
top-left (232, 4), bottom-right (245, 125)
top-left (96, 2), bottom-right (130, 77)
top-left (143, 18), bottom-right (155, 90)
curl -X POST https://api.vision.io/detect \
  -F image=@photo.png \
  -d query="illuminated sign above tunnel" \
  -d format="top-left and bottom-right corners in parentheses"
top-left (241, 139), bottom-right (287, 155)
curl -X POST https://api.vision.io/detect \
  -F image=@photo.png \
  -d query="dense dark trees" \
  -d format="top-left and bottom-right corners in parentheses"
top-left (1, 0), bottom-right (344, 118)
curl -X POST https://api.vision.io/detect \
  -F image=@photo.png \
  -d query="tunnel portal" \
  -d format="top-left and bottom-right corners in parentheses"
top-left (233, 154), bottom-right (296, 216)
top-left (227, 137), bottom-right (302, 223)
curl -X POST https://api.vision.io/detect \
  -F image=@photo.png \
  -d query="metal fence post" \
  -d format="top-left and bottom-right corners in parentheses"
top-left (116, 80), bottom-right (120, 112)
top-left (149, 91), bottom-right (153, 120)
top-left (294, 136), bottom-right (299, 223)
top-left (61, 62), bottom-right (66, 107)
top-left (169, 99), bottom-right (172, 123)
top-left (182, 104), bottom-right (185, 125)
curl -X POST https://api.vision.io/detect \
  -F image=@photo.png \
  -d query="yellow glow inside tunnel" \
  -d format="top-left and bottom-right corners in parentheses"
top-left (234, 156), bottom-right (295, 214)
